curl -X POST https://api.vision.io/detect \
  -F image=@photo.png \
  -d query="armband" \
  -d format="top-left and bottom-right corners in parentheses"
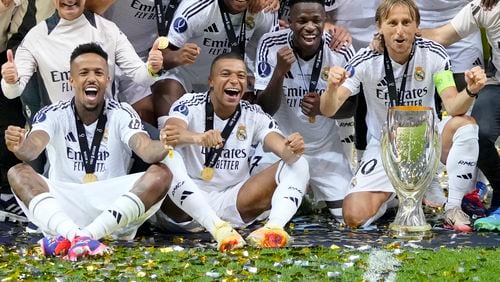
top-left (433, 70), bottom-right (456, 96)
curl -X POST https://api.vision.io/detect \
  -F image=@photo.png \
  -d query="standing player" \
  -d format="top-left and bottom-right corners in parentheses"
top-left (419, 0), bottom-right (500, 230)
top-left (320, 0), bottom-right (487, 231)
top-left (0, 0), bottom-right (164, 112)
top-left (254, 0), bottom-right (355, 221)
top-left (150, 52), bottom-right (310, 250)
top-left (153, 0), bottom-right (279, 127)
top-left (5, 43), bottom-right (173, 260)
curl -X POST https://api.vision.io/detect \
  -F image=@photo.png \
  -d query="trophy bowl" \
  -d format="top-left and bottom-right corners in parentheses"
top-left (381, 106), bottom-right (441, 240)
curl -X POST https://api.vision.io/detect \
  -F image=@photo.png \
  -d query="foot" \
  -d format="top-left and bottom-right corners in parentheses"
top-left (474, 208), bottom-right (500, 231)
top-left (213, 221), bottom-right (245, 252)
top-left (423, 179), bottom-right (446, 208)
top-left (444, 207), bottom-right (472, 233)
top-left (38, 235), bottom-right (71, 256)
top-left (461, 188), bottom-right (488, 219)
top-left (65, 236), bottom-right (110, 261)
top-left (0, 193), bottom-right (28, 222)
top-left (247, 224), bottom-right (290, 248)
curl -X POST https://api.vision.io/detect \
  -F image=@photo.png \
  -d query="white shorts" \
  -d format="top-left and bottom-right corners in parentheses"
top-left (150, 179), bottom-right (265, 233)
top-left (161, 67), bottom-right (207, 93)
top-left (252, 145), bottom-right (352, 202)
top-left (17, 173), bottom-right (162, 239)
top-left (349, 118), bottom-right (448, 196)
top-left (115, 67), bottom-right (152, 105)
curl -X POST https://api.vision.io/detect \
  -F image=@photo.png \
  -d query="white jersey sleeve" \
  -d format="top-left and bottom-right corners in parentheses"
top-left (167, 0), bottom-right (210, 49)
top-left (30, 101), bottom-right (63, 139)
top-left (114, 102), bottom-right (147, 146)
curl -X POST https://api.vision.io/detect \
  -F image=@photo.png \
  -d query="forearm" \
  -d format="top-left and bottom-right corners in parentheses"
top-left (330, 95), bottom-right (356, 119)
top-left (442, 90), bottom-right (475, 116)
top-left (1, 79), bottom-right (22, 99)
top-left (162, 48), bottom-right (184, 71)
top-left (130, 134), bottom-right (168, 163)
top-left (256, 73), bottom-right (286, 115)
top-left (320, 87), bottom-right (342, 117)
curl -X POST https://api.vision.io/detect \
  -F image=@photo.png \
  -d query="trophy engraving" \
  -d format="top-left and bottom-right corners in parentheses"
top-left (381, 106), bottom-right (441, 239)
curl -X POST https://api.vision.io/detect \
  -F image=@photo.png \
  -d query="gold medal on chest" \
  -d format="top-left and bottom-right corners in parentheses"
top-left (201, 167), bottom-right (214, 181)
top-left (83, 173), bottom-right (98, 183)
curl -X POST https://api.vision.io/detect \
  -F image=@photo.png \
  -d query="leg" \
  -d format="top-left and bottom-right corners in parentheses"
top-left (8, 163), bottom-right (82, 240)
top-left (83, 163), bottom-right (172, 239)
top-left (441, 116), bottom-right (479, 232)
top-left (342, 191), bottom-right (392, 228)
top-left (152, 79), bottom-right (186, 127)
top-left (131, 95), bottom-right (156, 127)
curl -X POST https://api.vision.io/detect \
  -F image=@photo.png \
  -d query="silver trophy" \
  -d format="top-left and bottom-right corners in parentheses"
top-left (381, 106), bottom-right (441, 239)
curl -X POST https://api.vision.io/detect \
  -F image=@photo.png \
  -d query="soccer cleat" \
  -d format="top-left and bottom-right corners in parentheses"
top-left (444, 207), bottom-right (472, 233)
top-left (65, 236), bottom-right (110, 261)
top-left (461, 188), bottom-right (488, 219)
top-left (247, 224), bottom-right (290, 248)
top-left (474, 208), bottom-right (500, 231)
top-left (213, 221), bottom-right (245, 252)
top-left (38, 236), bottom-right (71, 256)
top-left (0, 193), bottom-right (28, 222)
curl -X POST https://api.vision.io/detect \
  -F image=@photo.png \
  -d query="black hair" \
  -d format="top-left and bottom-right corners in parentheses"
top-left (210, 51), bottom-right (246, 74)
top-left (70, 42), bottom-right (108, 65)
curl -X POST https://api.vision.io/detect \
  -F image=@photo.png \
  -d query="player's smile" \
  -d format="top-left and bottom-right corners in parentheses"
top-left (55, 0), bottom-right (85, 21)
top-left (289, 2), bottom-right (325, 59)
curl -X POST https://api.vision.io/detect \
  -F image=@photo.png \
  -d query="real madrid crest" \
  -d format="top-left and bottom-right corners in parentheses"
top-left (414, 66), bottom-right (425, 81)
top-left (321, 67), bottom-right (329, 81)
top-left (236, 124), bottom-right (247, 141)
top-left (245, 15), bottom-right (255, 29)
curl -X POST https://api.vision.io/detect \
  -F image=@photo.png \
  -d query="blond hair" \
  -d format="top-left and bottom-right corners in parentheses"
top-left (375, 0), bottom-right (420, 27)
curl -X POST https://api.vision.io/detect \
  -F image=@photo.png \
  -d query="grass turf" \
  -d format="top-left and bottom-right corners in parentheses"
top-left (1, 243), bottom-right (499, 281)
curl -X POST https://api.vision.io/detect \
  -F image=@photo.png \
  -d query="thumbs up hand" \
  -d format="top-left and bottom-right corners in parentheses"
top-left (1, 49), bottom-right (18, 84)
top-left (147, 37), bottom-right (167, 75)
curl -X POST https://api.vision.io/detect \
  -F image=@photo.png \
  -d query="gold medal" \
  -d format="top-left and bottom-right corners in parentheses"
top-left (201, 167), bottom-right (214, 181)
top-left (245, 16), bottom-right (255, 29)
top-left (158, 36), bottom-right (169, 49)
top-left (83, 173), bottom-right (98, 183)
top-left (308, 116), bottom-right (316, 123)
top-left (321, 67), bottom-right (329, 81)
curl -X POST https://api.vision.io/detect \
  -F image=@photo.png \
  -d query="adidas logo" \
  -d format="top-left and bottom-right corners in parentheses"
top-left (341, 135), bottom-right (354, 144)
top-left (65, 132), bottom-right (77, 142)
top-left (108, 210), bottom-right (123, 224)
top-left (285, 196), bottom-right (299, 207)
top-left (204, 23), bottom-right (219, 33)
top-left (284, 71), bottom-right (294, 79)
top-left (472, 57), bottom-right (483, 67)
top-left (377, 77), bottom-right (388, 87)
top-left (180, 191), bottom-right (193, 205)
top-left (457, 173), bottom-right (473, 180)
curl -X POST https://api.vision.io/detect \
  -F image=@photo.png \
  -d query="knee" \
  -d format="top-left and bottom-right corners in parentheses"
top-left (342, 195), bottom-right (376, 228)
top-left (144, 163), bottom-right (173, 200)
top-left (446, 116), bottom-right (477, 133)
top-left (7, 163), bottom-right (36, 194)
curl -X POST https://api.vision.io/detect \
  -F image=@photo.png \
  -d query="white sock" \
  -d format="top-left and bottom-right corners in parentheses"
top-left (83, 192), bottom-right (145, 239)
top-left (267, 157), bottom-right (309, 227)
top-left (162, 153), bottom-right (223, 235)
top-left (445, 124), bottom-right (479, 210)
top-left (29, 193), bottom-right (82, 240)
top-left (337, 118), bottom-right (355, 165)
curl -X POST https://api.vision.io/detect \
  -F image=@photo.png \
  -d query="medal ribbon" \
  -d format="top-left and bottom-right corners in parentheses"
top-left (219, 0), bottom-right (246, 56)
top-left (383, 40), bottom-right (415, 107)
top-left (155, 0), bottom-right (180, 36)
top-left (289, 32), bottom-right (324, 93)
top-left (72, 98), bottom-right (107, 176)
top-left (204, 92), bottom-right (242, 169)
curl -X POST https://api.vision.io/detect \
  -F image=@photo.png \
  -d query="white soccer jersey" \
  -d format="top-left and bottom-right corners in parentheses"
top-left (417, 0), bottom-right (483, 73)
top-left (1, 12), bottom-right (155, 103)
top-left (104, 0), bottom-right (170, 60)
top-left (254, 29), bottom-right (355, 154)
top-left (169, 92), bottom-right (281, 192)
top-left (342, 37), bottom-right (451, 141)
top-left (30, 99), bottom-right (146, 183)
top-left (451, 0), bottom-right (500, 83)
top-left (417, 0), bottom-right (470, 23)
top-left (279, 0), bottom-right (341, 20)
top-left (165, 0), bottom-right (278, 91)
top-left (329, 0), bottom-right (377, 20)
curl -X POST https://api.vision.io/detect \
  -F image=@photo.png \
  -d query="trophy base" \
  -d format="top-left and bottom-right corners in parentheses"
top-left (389, 223), bottom-right (433, 240)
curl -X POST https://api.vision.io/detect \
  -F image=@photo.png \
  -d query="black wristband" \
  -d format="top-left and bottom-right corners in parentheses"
top-left (466, 87), bottom-right (478, 98)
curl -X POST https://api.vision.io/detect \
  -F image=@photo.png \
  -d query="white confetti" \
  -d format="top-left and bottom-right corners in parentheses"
top-left (205, 270), bottom-right (221, 278)
top-left (327, 271), bottom-right (341, 278)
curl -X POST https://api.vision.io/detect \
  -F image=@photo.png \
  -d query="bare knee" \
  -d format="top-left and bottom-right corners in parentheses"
top-left (342, 193), bottom-right (380, 228)
top-left (7, 163), bottom-right (46, 203)
top-left (444, 116), bottom-right (477, 134)
top-left (136, 163), bottom-right (172, 207)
